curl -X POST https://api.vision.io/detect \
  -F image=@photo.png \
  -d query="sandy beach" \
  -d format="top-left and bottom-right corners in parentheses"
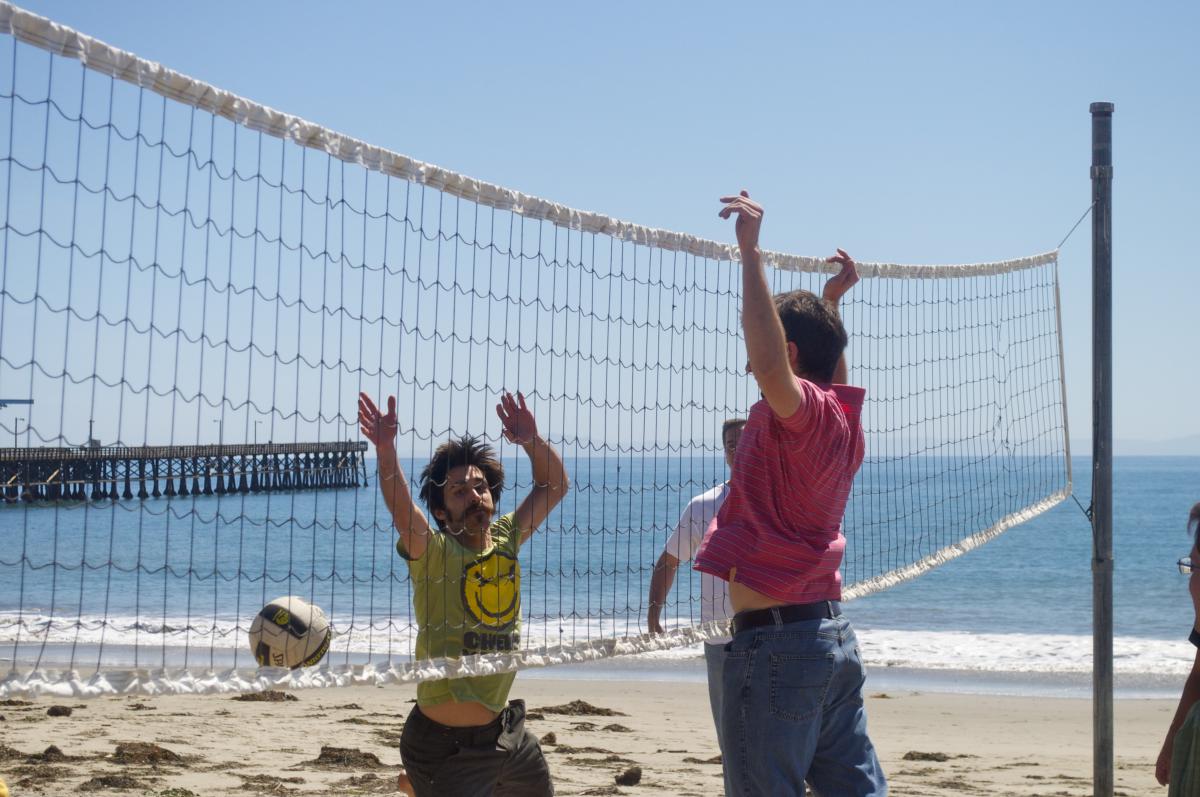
top-left (0, 676), bottom-right (1169, 796)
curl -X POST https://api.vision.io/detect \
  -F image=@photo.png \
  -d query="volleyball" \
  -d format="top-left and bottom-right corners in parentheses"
top-left (248, 596), bottom-right (331, 669)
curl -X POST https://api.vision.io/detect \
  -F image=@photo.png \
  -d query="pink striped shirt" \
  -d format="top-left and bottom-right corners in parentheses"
top-left (694, 378), bottom-right (866, 604)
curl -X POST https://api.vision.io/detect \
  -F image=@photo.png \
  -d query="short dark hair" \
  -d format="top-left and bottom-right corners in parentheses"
top-left (773, 290), bottom-right (848, 383)
top-left (722, 418), bottom-right (747, 440)
top-left (1190, 502), bottom-right (1200, 542)
top-left (418, 435), bottom-right (504, 530)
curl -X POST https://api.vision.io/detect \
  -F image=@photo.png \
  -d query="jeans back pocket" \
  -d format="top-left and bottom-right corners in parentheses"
top-left (768, 652), bottom-right (835, 723)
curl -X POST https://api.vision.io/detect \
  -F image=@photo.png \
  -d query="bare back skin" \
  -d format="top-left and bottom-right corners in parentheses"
top-left (729, 575), bottom-right (791, 613)
top-left (421, 699), bottom-right (502, 727)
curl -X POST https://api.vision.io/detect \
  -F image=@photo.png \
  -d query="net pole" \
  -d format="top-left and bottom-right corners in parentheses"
top-left (1089, 100), bottom-right (1115, 797)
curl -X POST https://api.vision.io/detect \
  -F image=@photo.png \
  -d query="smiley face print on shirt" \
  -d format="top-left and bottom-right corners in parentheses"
top-left (461, 549), bottom-right (521, 631)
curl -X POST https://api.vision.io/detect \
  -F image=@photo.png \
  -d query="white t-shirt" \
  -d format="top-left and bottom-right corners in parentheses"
top-left (662, 482), bottom-right (732, 642)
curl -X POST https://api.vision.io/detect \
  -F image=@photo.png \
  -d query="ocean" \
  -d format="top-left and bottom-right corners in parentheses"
top-left (1, 455), bottom-right (1195, 698)
top-left (590, 454), bottom-right (1198, 698)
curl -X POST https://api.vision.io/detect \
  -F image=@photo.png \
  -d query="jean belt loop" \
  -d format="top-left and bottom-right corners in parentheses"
top-left (770, 607), bottom-right (782, 626)
top-left (830, 602), bottom-right (844, 641)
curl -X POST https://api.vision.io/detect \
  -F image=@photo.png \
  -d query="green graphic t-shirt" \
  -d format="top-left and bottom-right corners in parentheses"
top-left (398, 513), bottom-right (523, 712)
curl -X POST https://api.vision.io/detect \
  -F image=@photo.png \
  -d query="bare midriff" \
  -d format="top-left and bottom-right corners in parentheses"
top-left (420, 699), bottom-right (500, 727)
top-left (728, 567), bottom-right (790, 613)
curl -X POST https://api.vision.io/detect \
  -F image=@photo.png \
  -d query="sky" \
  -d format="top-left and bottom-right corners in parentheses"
top-left (7, 0), bottom-right (1200, 453)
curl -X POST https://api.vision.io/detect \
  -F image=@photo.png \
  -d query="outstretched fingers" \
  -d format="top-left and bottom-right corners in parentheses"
top-left (495, 393), bottom-right (512, 431)
top-left (358, 393), bottom-right (399, 445)
top-left (496, 390), bottom-right (534, 444)
top-left (358, 398), bottom-right (376, 432)
top-left (718, 189), bottom-right (753, 203)
top-left (825, 250), bottom-right (859, 287)
top-left (358, 392), bottom-right (379, 418)
top-left (821, 248), bottom-right (860, 306)
top-left (718, 193), bottom-right (763, 220)
top-left (497, 391), bottom-right (514, 418)
top-left (825, 248), bottom-right (855, 266)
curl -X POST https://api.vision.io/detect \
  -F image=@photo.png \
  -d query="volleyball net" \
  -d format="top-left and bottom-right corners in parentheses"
top-left (0, 2), bottom-right (1070, 697)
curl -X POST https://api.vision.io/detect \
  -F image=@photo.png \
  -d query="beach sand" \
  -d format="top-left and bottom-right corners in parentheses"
top-left (0, 677), bottom-right (1170, 796)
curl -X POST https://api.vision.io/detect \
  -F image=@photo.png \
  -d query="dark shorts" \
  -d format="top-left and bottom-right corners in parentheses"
top-left (400, 699), bottom-right (553, 797)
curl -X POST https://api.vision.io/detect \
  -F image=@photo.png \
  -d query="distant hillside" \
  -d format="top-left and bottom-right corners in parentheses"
top-left (1070, 433), bottom-right (1200, 457)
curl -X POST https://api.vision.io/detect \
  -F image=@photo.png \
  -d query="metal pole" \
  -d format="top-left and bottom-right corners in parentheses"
top-left (1090, 100), bottom-right (1114, 797)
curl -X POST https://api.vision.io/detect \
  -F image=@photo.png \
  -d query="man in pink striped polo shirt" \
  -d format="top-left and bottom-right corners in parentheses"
top-left (694, 190), bottom-right (886, 796)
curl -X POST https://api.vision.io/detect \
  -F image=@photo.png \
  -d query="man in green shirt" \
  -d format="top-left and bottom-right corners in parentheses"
top-left (359, 390), bottom-right (569, 796)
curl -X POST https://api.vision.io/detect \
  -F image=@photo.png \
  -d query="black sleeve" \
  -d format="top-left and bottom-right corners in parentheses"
top-left (1189, 627), bottom-right (1200, 648)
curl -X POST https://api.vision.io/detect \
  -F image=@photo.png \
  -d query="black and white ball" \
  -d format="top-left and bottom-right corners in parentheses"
top-left (249, 596), bottom-right (331, 669)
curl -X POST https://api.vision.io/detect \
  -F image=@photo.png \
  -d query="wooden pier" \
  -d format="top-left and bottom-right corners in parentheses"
top-left (0, 442), bottom-right (369, 502)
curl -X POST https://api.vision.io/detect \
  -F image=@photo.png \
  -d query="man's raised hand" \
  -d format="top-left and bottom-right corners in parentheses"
top-left (496, 391), bottom-right (538, 446)
top-left (718, 190), bottom-right (764, 257)
top-left (822, 248), bottom-right (859, 306)
top-left (358, 393), bottom-right (398, 449)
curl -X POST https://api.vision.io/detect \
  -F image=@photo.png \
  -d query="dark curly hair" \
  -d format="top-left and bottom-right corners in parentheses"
top-left (773, 290), bottom-right (848, 383)
top-left (418, 435), bottom-right (505, 530)
top-left (1190, 502), bottom-right (1200, 542)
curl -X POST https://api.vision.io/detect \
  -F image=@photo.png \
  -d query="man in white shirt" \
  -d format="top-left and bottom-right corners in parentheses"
top-left (646, 417), bottom-right (746, 755)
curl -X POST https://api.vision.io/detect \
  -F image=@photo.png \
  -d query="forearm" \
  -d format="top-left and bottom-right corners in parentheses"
top-left (820, 249), bottom-right (858, 384)
top-left (512, 433), bottom-right (569, 537)
top-left (647, 553), bottom-right (679, 629)
top-left (524, 434), bottom-right (569, 497)
top-left (375, 443), bottom-right (403, 516)
top-left (829, 302), bottom-right (848, 384)
top-left (376, 443), bottom-right (424, 535)
top-left (648, 559), bottom-right (678, 614)
top-left (741, 247), bottom-right (790, 380)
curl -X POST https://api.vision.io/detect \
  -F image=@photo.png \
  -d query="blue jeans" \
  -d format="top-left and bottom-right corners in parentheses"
top-left (721, 615), bottom-right (886, 796)
top-left (704, 641), bottom-right (728, 755)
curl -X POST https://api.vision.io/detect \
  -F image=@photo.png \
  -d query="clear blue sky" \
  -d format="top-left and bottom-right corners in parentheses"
top-left (15, 0), bottom-right (1200, 451)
